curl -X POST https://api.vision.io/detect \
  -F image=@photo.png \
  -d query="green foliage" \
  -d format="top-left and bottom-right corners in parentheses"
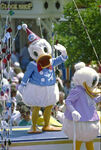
top-left (54, 0), bottom-right (101, 66)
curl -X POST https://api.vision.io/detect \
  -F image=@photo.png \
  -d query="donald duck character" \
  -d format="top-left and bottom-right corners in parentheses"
top-left (18, 24), bottom-right (67, 133)
top-left (63, 62), bottom-right (101, 150)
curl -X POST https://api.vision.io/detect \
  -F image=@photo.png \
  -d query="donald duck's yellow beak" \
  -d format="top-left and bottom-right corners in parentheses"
top-left (36, 54), bottom-right (52, 69)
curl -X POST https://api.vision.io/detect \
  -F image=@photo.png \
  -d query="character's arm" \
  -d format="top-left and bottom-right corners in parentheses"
top-left (65, 88), bottom-right (79, 112)
top-left (52, 44), bottom-right (68, 67)
top-left (21, 62), bottom-right (35, 85)
top-left (18, 62), bottom-right (35, 93)
top-left (66, 88), bottom-right (81, 121)
top-left (52, 55), bottom-right (68, 67)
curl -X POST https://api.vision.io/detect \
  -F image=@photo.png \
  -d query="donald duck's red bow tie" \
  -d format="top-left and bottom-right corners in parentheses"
top-left (37, 64), bottom-right (52, 72)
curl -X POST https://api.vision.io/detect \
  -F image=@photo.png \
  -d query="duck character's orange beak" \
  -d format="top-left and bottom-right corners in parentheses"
top-left (36, 54), bottom-right (52, 71)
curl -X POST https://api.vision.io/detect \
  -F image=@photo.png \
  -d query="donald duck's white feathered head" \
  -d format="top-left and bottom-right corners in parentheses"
top-left (22, 24), bottom-right (52, 70)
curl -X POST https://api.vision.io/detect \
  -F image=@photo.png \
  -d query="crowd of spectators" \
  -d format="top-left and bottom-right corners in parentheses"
top-left (0, 45), bottom-right (33, 127)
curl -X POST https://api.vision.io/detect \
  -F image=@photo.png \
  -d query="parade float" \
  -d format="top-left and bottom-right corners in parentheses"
top-left (0, 0), bottom-right (101, 150)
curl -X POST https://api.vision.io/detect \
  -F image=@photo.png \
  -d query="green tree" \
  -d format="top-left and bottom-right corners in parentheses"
top-left (55, 0), bottom-right (101, 66)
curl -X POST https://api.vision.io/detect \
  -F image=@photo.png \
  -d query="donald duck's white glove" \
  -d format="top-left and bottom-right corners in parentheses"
top-left (72, 110), bottom-right (81, 122)
top-left (18, 84), bottom-right (25, 94)
top-left (54, 44), bottom-right (67, 56)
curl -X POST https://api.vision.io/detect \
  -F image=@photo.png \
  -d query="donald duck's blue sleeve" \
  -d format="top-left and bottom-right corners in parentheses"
top-left (52, 55), bottom-right (68, 67)
top-left (21, 62), bottom-right (35, 86)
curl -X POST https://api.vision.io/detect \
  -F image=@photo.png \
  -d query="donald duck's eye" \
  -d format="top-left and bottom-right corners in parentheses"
top-left (92, 76), bottom-right (97, 87)
top-left (44, 47), bottom-right (48, 53)
top-left (33, 51), bottom-right (38, 57)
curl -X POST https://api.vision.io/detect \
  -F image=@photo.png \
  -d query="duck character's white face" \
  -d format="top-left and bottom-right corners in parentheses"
top-left (73, 66), bottom-right (100, 97)
top-left (73, 67), bottom-right (99, 88)
top-left (28, 39), bottom-right (52, 69)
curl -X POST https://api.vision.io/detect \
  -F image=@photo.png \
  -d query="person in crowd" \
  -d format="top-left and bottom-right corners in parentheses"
top-left (19, 43), bottom-right (30, 72)
top-left (11, 65), bottom-right (24, 89)
top-left (4, 101), bottom-right (20, 126)
top-left (3, 65), bottom-right (15, 79)
top-left (13, 101), bottom-right (26, 126)
top-left (57, 92), bottom-right (65, 110)
top-left (52, 91), bottom-right (65, 123)
top-left (11, 77), bottom-right (19, 85)
top-left (63, 80), bottom-right (71, 98)
top-left (56, 91), bottom-right (66, 123)
top-left (0, 102), bottom-right (3, 115)
top-left (13, 66), bottom-right (24, 81)
top-left (55, 69), bottom-right (64, 92)
top-left (18, 105), bottom-right (32, 126)
top-left (11, 83), bottom-right (23, 104)
top-left (95, 74), bottom-right (101, 111)
top-left (11, 50), bottom-right (19, 64)
top-left (10, 102), bottom-right (21, 126)
top-left (11, 85), bottom-right (17, 107)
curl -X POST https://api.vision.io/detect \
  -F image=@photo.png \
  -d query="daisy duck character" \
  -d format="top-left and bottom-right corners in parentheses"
top-left (18, 24), bottom-right (67, 133)
top-left (63, 62), bottom-right (101, 150)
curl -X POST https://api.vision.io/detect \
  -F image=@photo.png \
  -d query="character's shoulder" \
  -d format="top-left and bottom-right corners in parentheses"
top-left (73, 85), bottom-right (84, 91)
top-left (29, 61), bottom-right (37, 66)
top-left (26, 61), bottom-right (37, 70)
top-left (70, 85), bottom-right (83, 95)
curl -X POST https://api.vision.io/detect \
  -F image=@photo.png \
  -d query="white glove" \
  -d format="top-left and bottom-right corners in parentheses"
top-left (18, 84), bottom-right (25, 94)
top-left (72, 110), bottom-right (81, 122)
top-left (54, 44), bottom-right (67, 56)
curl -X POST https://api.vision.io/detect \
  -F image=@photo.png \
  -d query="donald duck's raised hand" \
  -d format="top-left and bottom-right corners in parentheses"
top-left (54, 44), bottom-right (67, 56)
